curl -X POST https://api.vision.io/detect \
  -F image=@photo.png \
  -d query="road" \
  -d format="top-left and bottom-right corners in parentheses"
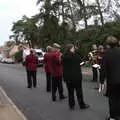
top-left (0, 63), bottom-right (108, 120)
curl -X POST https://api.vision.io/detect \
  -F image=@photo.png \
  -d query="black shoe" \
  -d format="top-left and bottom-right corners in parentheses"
top-left (47, 90), bottom-right (51, 92)
top-left (59, 95), bottom-right (66, 100)
top-left (27, 86), bottom-right (32, 88)
top-left (52, 96), bottom-right (56, 102)
top-left (80, 104), bottom-right (90, 109)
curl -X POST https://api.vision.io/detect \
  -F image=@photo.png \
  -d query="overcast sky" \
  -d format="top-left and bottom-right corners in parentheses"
top-left (0, 0), bottom-right (39, 46)
top-left (0, 0), bottom-right (96, 46)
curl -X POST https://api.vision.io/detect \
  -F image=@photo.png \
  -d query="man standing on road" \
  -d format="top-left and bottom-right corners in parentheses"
top-left (24, 50), bottom-right (38, 88)
top-left (44, 46), bottom-right (53, 92)
top-left (51, 43), bottom-right (66, 101)
top-left (62, 44), bottom-right (89, 110)
top-left (100, 36), bottom-right (120, 120)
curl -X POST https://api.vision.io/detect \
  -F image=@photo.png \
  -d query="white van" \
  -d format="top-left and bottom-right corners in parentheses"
top-left (23, 49), bottom-right (45, 66)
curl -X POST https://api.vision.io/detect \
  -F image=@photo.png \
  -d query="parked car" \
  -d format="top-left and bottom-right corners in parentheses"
top-left (1, 58), bottom-right (15, 64)
top-left (1, 58), bottom-right (6, 63)
top-left (0, 54), bottom-right (4, 62)
top-left (35, 49), bottom-right (45, 67)
top-left (5, 58), bottom-right (15, 64)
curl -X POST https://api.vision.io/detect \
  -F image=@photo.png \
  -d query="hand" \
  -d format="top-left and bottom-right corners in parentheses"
top-left (98, 84), bottom-right (104, 93)
top-left (59, 53), bottom-right (62, 61)
top-left (80, 62), bottom-right (85, 66)
top-left (98, 56), bottom-right (102, 59)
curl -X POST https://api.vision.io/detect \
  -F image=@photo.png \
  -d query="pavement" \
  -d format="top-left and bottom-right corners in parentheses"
top-left (0, 86), bottom-right (28, 120)
top-left (0, 63), bottom-right (109, 120)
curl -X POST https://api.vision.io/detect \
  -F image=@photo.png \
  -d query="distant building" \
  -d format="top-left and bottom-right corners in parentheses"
top-left (1, 44), bottom-right (30, 58)
top-left (9, 45), bottom-right (19, 57)
top-left (1, 47), bottom-right (12, 58)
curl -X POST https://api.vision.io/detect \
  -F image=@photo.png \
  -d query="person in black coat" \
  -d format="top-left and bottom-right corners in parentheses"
top-left (61, 44), bottom-right (89, 110)
top-left (100, 36), bottom-right (120, 120)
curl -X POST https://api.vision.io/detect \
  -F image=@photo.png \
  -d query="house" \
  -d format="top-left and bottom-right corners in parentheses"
top-left (9, 45), bottom-right (19, 57)
top-left (1, 44), bottom-right (30, 58)
top-left (1, 47), bottom-right (12, 58)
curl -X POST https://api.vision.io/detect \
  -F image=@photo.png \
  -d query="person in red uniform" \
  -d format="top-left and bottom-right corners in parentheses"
top-left (44, 46), bottom-right (53, 92)
top-left (25, 50), bottom-right (38, 88)
top-left (51, 43), bottom-right (66, 101)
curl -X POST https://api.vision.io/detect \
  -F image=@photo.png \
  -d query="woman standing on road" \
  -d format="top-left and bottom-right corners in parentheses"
top-left (61, 44), bottom-right (89, 110)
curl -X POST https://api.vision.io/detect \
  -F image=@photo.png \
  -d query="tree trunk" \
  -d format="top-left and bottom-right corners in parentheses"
top-left (62, 0), bottom-right (65, 22)
top-left (82, 0), bottom-right (88, 28)
top-left (67, 0), bottom-right (76, 30)
top-left (45, 1), bottom-right (50, 20)
top-left (76, 0), bottom-right (88, 28)
top-left (96, 0), bottom-right (104, 26)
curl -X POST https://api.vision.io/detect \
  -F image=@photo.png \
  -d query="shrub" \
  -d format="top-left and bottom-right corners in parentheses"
top-left (14, 50), bottom-right (23, 63)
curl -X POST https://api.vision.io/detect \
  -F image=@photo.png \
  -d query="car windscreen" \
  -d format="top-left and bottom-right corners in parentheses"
top-left (36, 52), bottom-right (43, 57)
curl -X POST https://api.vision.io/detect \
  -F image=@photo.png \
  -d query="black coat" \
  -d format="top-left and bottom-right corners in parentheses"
top-left (61, 51), bottom-right (82, 83)
top-left (100, 48), bottom-right (120, 85)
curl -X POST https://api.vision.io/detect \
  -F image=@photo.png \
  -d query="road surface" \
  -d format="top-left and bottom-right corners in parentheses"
top-left (0, 63), bottom-right (108, 120)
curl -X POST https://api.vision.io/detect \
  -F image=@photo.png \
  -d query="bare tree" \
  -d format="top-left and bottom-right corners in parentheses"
top-left (96, 0), bottom-right (104, 26)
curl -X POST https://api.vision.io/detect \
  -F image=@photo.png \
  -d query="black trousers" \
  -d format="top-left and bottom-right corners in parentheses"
top-left (108, 84), bottom-right (120, 119)
top-left (66, 81), bottom-right (85, 108)
top-left (92, 67), bottom-right (98, 82)
top-left (52, 76), bottom-right (64, 99)
top-left (46, 72), bottom-right (52, 92)
top-left (27, 70), bottom-right (37, 88)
